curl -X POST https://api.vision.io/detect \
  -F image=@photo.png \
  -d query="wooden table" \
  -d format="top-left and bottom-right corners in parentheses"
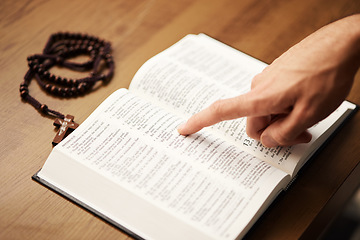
top-left (1, 0), bottom-right (359, 239)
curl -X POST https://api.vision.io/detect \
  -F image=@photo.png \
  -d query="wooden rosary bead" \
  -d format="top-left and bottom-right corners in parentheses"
top-left (43, 71), bottom-right (50, 78)
top-left (57, 50), bottom-right (64, 55)
top-left (59, 77), bottom-right (66, 85)
top-left (51, 33), bottom-right (60, 41)
top-left (20, 89), bottom-right (29, 98)
top-left (20, 86), bottom-right (28, 95)
top-left (66, 78), bottom-right (73, 85)
top-left (51, 85), bottom-right (58, 94)
top-left (82, 39), bottom-right (89, 46)
top-left (74, 44), bottom-right (81, 51)
top-left (55, 56), bottom-right (64, 64)
top-left (77, 82), bottom-right (86, 93)
top-left (49, 74), bottom-right (56, 81)
top-left (63, 32), bottom-right (70, 38)
top-left (99, 74), bottom-right (106, 81)
top-left (31, 64), bottom-right (39, 71)
top-left (45, 84), bottom-right (52, 92)
top-left (106, 57), bottom-right (113, 64)
top-left (37, 68), bottom-right (44, 76)
top-left (20, 83), bottom-right (28, 89)
top-left (27, 61), bottom-right (34, 68)
top-left (58, 87), bottom-right (65, 96)
top-left (40, 104), bottom-right (48, 112)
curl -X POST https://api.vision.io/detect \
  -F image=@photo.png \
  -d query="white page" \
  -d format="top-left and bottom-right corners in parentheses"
top-left (129, 34), bottom-right (356, 176)
top-left (40, 89), bottom-right (289, 240)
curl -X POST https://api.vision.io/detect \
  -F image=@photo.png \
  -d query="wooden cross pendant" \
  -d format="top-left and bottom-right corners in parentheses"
top-left (52, 114), bottom-right (79, 146)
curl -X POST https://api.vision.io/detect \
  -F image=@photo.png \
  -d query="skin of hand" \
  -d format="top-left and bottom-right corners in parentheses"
top-left (178, 14), bottom-right (360, 147)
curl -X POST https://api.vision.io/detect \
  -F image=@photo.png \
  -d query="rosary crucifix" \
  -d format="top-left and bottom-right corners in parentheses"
top-left (52, 115), bottom-right (79, 146)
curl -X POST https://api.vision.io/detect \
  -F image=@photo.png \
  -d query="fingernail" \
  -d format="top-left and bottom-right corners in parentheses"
top-left (261, 135), bottom-right (278, 148)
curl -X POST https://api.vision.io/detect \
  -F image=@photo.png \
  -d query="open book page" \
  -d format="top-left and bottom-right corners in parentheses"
top-left (38, 89), bottom-right (290, 240)
top-left (129, 34), bottom-right (356, 176)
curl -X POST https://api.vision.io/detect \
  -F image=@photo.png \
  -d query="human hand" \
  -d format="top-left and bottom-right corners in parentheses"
top-left (178, 14), bottom-right (360, 147)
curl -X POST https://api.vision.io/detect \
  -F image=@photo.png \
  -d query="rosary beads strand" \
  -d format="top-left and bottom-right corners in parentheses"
top-left (20, 32), bottom-right (114, 120)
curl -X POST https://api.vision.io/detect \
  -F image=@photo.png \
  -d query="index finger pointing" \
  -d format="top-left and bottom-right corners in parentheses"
top-left (178, 93), bottom-right (266, 135)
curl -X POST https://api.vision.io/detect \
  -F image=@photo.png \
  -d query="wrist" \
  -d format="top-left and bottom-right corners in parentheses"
top-left (339, 14), bottom-right (360, 67)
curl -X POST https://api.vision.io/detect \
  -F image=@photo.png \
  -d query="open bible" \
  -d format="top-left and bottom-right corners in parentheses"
top-left (33, 34), bottom-right (357, 240)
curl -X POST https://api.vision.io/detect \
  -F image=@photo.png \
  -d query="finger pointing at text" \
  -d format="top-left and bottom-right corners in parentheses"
top-left (178, 14), bottom-right (360, 148)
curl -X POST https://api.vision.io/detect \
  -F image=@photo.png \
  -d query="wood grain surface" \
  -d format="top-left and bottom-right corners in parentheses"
top-left (1, 0), bottom-right (359, 239)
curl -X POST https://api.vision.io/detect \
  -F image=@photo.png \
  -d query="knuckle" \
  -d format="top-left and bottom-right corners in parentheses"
top-left (209, 100), bottom-right (226, 120)
top-left (303, 107), bottom-right (318, 124)
top-left (244, 96), bottom-right (262, 115)
top-left (251, 74), bottom-right (262, 89)
top-left (294, 103), bottom-right (317, 127)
